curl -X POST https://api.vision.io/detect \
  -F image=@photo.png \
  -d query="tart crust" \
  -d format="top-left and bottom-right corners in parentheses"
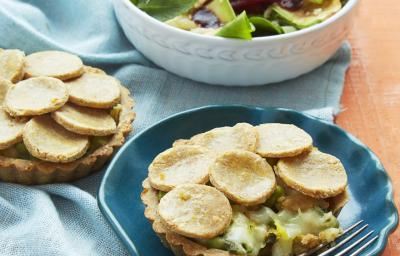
top-left (0, 86), bottom-right (135, 184)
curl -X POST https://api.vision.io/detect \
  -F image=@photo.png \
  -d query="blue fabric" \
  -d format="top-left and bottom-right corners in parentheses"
top-left (0, 0), bottom-right (351, 255)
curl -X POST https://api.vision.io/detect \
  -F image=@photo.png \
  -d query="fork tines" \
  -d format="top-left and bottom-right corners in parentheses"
top-left (298, 220), bottom-right (379, 256)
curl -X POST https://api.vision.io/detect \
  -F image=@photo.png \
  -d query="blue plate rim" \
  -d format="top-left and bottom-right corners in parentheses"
top-left (98, 104), bottom-right (399, 256)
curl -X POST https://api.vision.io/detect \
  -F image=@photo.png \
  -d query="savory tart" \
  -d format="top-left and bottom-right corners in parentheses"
top-left (173, 123), bottom-right (258, 153)
top-left (0, 49), bottom-right (135, 184)
top-left (142, 122), bottom-right (349, 256)
top-left (25, 51), bottom-right (84, 80)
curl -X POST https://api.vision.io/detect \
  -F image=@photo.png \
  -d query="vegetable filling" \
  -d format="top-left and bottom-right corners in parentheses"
top-left (158, 185), bottom-right (342, 256)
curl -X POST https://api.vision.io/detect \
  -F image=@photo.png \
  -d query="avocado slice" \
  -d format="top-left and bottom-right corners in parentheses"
top-left (166, 15), bottom-right (198, 30)
top-left (272, 0), bottom-right (342, 29)
top-left (205, 0), bottom-right (236, 24)
top-left (216, 11), bottom-right (254, 40)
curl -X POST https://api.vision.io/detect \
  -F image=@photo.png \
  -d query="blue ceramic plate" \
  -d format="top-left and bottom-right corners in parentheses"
top-left (98, 105), bottom-right (398, 256)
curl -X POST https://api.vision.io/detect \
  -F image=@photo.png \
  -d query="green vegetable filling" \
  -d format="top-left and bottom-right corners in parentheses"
top-left (196, 189), bottom-right (341, 256)
top-left (0, 142), bottom-right (36, 160)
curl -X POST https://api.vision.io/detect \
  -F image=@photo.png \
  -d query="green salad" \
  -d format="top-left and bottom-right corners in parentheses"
top-left (131, 0), bottom-right (347, 40)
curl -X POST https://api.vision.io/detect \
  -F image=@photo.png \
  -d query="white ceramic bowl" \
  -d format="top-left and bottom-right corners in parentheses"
top-left (113, 0), bottom-right (358, 86)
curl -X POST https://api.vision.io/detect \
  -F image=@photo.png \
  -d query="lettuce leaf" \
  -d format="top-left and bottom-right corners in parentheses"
top-left (132, 0), bottom-right (197, 21)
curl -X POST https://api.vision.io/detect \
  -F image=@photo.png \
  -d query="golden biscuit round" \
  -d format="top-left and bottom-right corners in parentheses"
top-left (275, 149), bottom-right (348, 198)
top-left (25, 51), bottom-right (83, 80)
top-left (66, 71), bottom-right (121, 109)
top-left (158, 184), bottom-right (232, 239)
top-left (51, 103), bottom-right (116, 136)
top-left (173, 123), bottom-right (258, 153)
top-left (256, 123), bottom-right (313, 157)
top-left (4, 77), bottom-right (68, 117)
top-left (83, 65), bottom-right (106, 75)
top-left (0, 109), bottom-right (27, 150)
top-left (209, 150), bottom-right (276, 206)
top-left (0, 78), bottom-right (11, 104)
top-left (0, 49), bottom-right (25, 83)
top-left (148, 145), bottom-right (212, 192)
top-left (23, 115), bottom-right (89, 163)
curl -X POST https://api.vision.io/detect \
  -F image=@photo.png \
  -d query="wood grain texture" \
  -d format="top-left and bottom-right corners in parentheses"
top-left (337, 0), bottom-right (400, 254)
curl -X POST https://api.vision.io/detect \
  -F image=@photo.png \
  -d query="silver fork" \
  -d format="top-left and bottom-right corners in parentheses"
top-left (298, 220), bottom-right (379, 256)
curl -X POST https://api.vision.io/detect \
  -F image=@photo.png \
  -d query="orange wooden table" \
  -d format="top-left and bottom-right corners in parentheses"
top-left (336, 0), bottom-right (400, 254)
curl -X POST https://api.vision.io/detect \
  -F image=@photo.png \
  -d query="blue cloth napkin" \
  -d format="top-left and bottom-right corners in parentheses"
top-left (0, 0), bottom-right (351, 255)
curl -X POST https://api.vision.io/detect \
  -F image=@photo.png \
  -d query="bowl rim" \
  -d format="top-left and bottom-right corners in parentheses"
top-left (98, 104), bottom-right (398, 256)
top-left (118, 0), bottom-right (358, 44)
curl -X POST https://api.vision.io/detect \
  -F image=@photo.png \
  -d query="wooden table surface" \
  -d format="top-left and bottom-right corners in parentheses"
top-left (336, 0), bottom-right (400, 254)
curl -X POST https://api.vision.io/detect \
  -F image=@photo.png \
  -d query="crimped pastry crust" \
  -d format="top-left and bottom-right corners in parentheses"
top-left (0, 86), bottom-right (135, 184)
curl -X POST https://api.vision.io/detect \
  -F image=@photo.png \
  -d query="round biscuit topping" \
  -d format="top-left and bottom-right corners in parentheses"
top-left (66, 71), bottom-right (121, 109)
top-left (173, 123), bottom-right (258, 153)
top-left (158, 184), bottom-right (232, 239)
top-left (51, 103), bottom-right (116, 136)
top-left (275, 149), bottom-right (348, 198)
top-left (148, 145), bottom-right (212, 192)
top-left (209, 150), bottom-right (276, 206)
top-left (25, 51), bottom-right (83, 80)
top-left (23, 115), bottom-right (89, 163)
top-left (4, 77), bottom-right (68, 116)
top-left (256, 123), bottom-right (313, 157)
top-left (0, 109), bottom-right (27, 150)
top-left (0, 49), bottom-right (25, 83)
top-left (0, 78), bottom-right (11, 104)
